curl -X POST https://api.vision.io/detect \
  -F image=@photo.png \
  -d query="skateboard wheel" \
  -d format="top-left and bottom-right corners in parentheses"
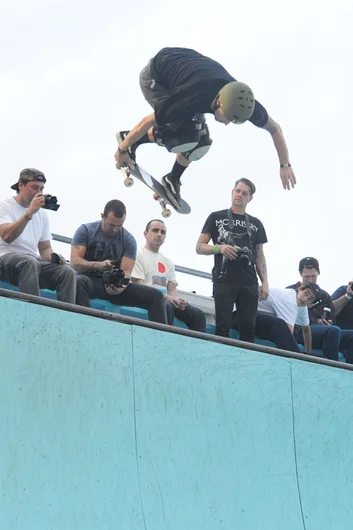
top-left (124, 177), bottom-right (134, 187)
top-left (162, 208), bottom-right (171, 218)
top-left (153, 193), bottom-right (159, 201)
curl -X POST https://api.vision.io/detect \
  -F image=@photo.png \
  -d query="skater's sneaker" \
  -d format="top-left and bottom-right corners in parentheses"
top-left (161, 174), bottom-right (182, 208)
top-left (116, 130), bottom-right (137, 162)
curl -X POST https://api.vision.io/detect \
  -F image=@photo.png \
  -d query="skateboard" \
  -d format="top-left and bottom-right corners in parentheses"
top-left (116, 135), bottom-right (191, 218)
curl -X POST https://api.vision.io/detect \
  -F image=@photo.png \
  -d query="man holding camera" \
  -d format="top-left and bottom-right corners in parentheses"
top-left (196, 178), bottom-right (268, 342)
top-left (71, 200), bottom-right (167, 323)
top-left (287, 257), bottom-right (353, 362)
top-left (331, 283), bottom-right (353, 330)
top-left (330, 282), bottom-right (353, 362)
top-left (0, 168), bottom-right (77, 303)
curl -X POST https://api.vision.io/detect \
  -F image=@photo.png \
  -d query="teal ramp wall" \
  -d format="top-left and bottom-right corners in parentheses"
top-left (0, 296), bottom-right (352, 530)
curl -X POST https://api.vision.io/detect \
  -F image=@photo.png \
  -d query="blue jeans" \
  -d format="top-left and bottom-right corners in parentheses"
top-left (339, 329), bottom-right (353, 364)
top-left (254, 313), bottom-right (301, 353)
top-left (298, 324), bottom-right (341, 361)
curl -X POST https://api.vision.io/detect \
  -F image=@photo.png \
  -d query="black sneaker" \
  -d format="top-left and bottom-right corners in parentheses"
top-left (161, 174), bottom-right (182, 208)
top-left (116, 131), bottom-right (137, 162)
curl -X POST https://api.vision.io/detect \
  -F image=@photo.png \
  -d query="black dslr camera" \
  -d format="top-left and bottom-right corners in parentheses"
top-left (236, 246), bottom-right (253, 267)
top-left (218, 235), bottom-right (253, 279)
top-left (218, 209), bottom-right (254, 278)
top-left (227, 230), bottom-right (253, 268)
top-left (102, 260), bottom-right (130, 289)
top-left (42, 194), bottom-right (60, 211)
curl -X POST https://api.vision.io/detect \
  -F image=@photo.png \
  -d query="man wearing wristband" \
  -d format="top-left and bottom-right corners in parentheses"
top-left (114, 47), bottom-right (296, 208)
top-left (71, 200), bottom-right (167, 324)
top-left (0, 168), bottom-right (77, 303)
top-left (196, 178), bottom-right (268, 342)
top-left (331, 283), bottom-right (353, 330)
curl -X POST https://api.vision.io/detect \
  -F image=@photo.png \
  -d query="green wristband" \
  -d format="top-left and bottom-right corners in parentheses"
top-left (213, 244), bottom-right (218, 254)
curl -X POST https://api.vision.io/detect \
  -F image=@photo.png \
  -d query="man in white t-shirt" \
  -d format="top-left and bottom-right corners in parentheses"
top-left (0, 168), bottom-right (77, 303)
top-left (255, 283), bottom-right (323, 352)
top-left (132, 219), bottom-right (206, 332)
top-left (232, 283), bottom-right (322, 352)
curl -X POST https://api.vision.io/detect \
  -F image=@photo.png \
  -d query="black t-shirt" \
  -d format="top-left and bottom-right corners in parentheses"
top-left (151, 47), bottom-right (268, 127)
top-left (286, 282), bottom-right (336, 324)
top-left (202, 209), bottom-right (267, 285)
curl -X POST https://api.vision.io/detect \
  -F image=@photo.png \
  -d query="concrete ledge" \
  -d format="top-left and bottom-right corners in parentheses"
top-left (0, 287), bottom-right (350, 371)
top-left (0, 281), bottom-right (347, 363)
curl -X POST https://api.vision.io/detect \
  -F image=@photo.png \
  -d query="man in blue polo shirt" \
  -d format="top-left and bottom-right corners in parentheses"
top-left (70, 199), bottom-right (167, 324)
top-left (331, 283), bottom-right (353, 331)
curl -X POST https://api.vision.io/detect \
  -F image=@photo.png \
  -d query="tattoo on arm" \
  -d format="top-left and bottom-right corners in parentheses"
top-left (256, 247), bottom-right (268, 283)
top-left (196, 233), bottom-right (212, 254)
top-left (196, 241), bottom-right (203, 253)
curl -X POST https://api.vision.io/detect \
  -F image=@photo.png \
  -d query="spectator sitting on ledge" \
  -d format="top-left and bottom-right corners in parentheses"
top-left (70, 199), bottom-right (167, 324)
top-left (132, 219), bottom-right (206, 332)
top-left (0, 168), bottom-right (77, 303)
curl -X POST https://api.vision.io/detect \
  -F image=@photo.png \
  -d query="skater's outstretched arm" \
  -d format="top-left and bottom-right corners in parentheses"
top-left (262, 115), bottom-right (296, 191)
top-left (115, 113), bottom-right (156, 168)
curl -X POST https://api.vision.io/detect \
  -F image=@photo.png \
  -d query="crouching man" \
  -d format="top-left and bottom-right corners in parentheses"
top-left (233, 283), bottom-right (323, 352)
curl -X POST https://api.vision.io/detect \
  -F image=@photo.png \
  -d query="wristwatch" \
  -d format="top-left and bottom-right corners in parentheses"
top-left (280, 163), bottom-right (291, 168)
top-left (118, 147), bottom-right (128, 154)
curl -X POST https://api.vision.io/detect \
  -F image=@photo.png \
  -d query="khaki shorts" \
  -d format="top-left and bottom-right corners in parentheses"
top-left (139, 60), bottom-right (170, 111)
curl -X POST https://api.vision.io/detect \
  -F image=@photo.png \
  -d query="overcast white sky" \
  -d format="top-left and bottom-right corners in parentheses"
top-left (1, 0), bottom-right (352, 297)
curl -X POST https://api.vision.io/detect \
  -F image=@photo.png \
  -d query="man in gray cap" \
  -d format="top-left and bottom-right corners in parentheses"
top-left (0, 168), bottom-right (77, 303)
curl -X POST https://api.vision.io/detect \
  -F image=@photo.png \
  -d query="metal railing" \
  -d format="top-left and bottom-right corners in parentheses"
top-left (52, 233), bottom-right (213, 280)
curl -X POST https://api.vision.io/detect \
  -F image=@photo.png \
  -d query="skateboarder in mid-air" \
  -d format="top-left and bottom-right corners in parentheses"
top-left (115, 47), bottom-right (296, 208)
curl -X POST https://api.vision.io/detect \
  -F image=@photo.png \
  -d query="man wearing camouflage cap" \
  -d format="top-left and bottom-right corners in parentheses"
top-left (115, 47), bottom-right (296, 207)
top-left (0, 169), bottom-right (77, 303)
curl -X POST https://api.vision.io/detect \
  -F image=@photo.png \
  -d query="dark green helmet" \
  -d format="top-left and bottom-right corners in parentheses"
top-left (218, 82), bottom-right (255, 123)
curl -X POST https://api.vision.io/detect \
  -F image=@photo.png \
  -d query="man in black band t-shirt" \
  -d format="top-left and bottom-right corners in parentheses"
top-left (196, 178), bottom-right (269, 342)
top-left (114, 47), bottom-right (296, 208)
